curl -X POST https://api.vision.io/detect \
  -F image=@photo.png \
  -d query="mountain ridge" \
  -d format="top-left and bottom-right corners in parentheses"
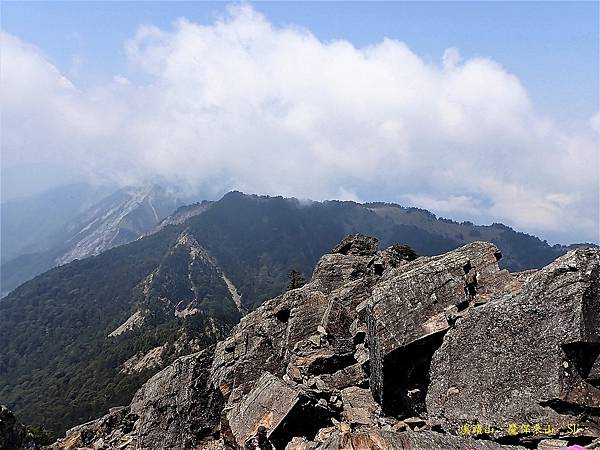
top-left (1, 185), bottom-right (182, 296)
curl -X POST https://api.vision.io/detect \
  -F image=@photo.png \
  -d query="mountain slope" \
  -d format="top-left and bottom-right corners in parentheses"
top-left (180, 192), bottom-right (571, 309)
top-left (0, 191), bottom-right (576, 434)
top-left (0, 224), bottom-right (239, 433)
top-left (0, 185), bottom-right (182, 296)
top-left (0, 182), bottom-right (110, 264)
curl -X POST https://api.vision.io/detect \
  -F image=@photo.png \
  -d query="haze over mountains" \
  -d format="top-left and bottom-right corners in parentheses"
top-left (0, 188), bottom-right (589, 435)
top-left (1, 185), bottom-right (182, 296)
top-left (2, 183), bottom-right (586, 299)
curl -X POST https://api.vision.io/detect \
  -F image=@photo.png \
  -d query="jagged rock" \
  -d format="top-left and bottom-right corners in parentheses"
top-left (51, 407), bottom-right (137, 450)
top-left (367, 241), bottom-right (517, 416)
top-left (129, 348), bottom-right (222, 449)
top-left (227, 372), bottom-right (301, 444)
top-left (226, 372), bottom-right (336, 449)
top-left (427, 248), bottom-right (600, 439)
top-left (318, 363), bottom-right (368, 390)
top-left (310, 254), bottom-right (372, 296)
top-left (52, 349), bottom-right (221, 450)
top-left (209, 236), bottom-right (392, 412)
top-left (331, 235), bottom-right (379, 256)
top-left (0, 406), bottom-right (37, 450)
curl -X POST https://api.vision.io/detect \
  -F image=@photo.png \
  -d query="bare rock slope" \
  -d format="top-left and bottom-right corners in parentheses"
top-left (50, 235), bottom-right (600, 450)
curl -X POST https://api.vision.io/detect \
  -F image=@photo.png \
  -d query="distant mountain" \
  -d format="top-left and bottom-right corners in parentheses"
top-left (0, 182), bottom-right (111, 263)
top-left (0, 185), bottom-right (182, 296)
top-left (144, 200), bottom-right (213, 236)
top-left (0, 191), bottom-right (576, 434)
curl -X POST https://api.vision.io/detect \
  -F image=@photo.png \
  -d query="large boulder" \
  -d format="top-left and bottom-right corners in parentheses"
top-left (427, 247), bottom-right (600, 439)
top-left (129, 348), bottom-right (223, 449)
top-left (367, 241), bottom-right (517, 416)
top-left (227, 372), bottom-right (301, 445)
top-left (330, 235), bottom-right (379, 256)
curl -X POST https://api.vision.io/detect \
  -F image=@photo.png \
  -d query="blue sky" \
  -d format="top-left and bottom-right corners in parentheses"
top-left (3, 1), bottom-right (598, 124)
top-left (1, 2), bottom-right (599, 244)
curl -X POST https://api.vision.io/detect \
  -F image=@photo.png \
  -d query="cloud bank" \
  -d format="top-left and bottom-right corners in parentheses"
top-left (1, 5), bottom-right (598, 243)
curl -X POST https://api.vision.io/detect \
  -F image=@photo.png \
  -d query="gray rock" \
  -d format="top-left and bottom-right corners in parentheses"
top-left (427, 248), bottom-right (600, 439)
top-left (318, 363), bottom-right (368, 391)
top-left (129, 349), bottom-right (222, 449)
top-left (52, 348), bottom-right (221, 450)
top-left (50, 407), bottom-right (137, 450)
top-left (227, 372), bottom-right (301, 445)
top-left (367, 241), bottom-right (517, 415)
top-left (331, 234), bottom-right (379, 256)
top-left (339, 387), bottom-right (380, 427)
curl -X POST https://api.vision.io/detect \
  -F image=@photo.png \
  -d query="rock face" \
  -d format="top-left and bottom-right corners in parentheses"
top-left (51, 349), bottom-right (222, 450)
top-left (427, 247), bottom-right (600, 438)
top-left (367, 241), bottom-right (518, 416)
top-left (0, 406), bottom-right (37, 450)
top-left (51, 236), bottom-right (600, 450)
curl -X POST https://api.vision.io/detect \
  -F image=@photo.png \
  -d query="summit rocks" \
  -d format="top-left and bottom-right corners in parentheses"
top-left (50, 235), bottom-right (600, 450)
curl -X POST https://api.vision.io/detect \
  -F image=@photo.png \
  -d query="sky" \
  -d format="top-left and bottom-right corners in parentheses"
top-left (1, 1), bottom-right (599, 244)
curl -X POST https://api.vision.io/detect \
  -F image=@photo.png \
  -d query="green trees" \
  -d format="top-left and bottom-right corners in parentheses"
top-left (27, 425), bottom-right (55, 446)
top-left (286, 270), bottom-right (306, 291)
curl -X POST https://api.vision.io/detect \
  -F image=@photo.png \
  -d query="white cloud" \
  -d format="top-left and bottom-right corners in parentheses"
top-left (1, 5), bottom-right (598, 243)
top-left (442, 47), bottom-right (462, 69)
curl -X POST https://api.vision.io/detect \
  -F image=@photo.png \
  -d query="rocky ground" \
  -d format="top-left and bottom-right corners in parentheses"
top-left (18, 235), bottom-right (600, 449)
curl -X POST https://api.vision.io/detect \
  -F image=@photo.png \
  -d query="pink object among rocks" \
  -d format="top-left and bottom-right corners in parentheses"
top-left (564, 446), bottom-right (586, 450)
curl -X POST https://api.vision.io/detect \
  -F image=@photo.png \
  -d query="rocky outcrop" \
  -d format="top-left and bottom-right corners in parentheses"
top-left (51, 348), bottom-right (222, 450)
top-left (0, 406), bottom-right (37, 450)
top-left (367, 241), bottom-right (517, 416)
top-left (51, 236), bottom-right (600, 450)
top-left (427, 247), bottom-right (600, 440)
